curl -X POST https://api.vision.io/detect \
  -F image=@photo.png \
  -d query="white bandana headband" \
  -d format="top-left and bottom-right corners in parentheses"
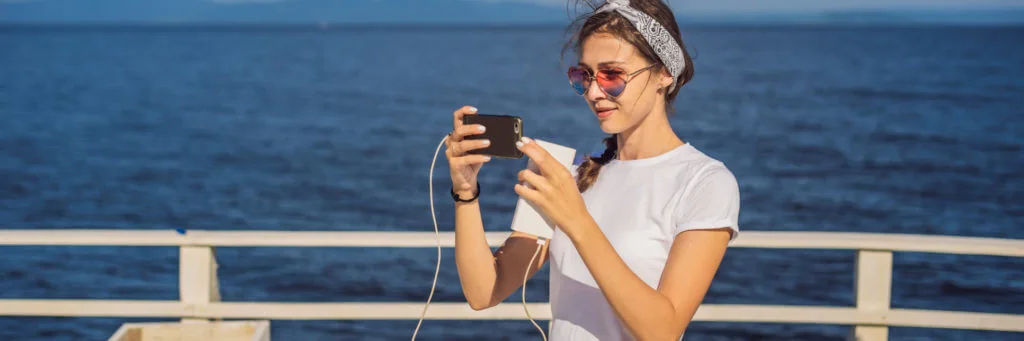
top-left (595, 0), bottom-right (686, 91)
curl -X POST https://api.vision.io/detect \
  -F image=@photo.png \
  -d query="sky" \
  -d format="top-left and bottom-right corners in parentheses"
top-left (532, 0), bottom-right (1024, 13)
top-left (1, 0), bottom-right (1022, 24)
top-left (3, 0), bottom-right (1024, 11)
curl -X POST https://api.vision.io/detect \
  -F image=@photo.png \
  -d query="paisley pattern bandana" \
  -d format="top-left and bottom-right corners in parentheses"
top-left (595, 0), bottom-right (686, 91)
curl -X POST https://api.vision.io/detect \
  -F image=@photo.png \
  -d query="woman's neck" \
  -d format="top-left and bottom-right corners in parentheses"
top-left (615, 109), bottom-right (684, 161)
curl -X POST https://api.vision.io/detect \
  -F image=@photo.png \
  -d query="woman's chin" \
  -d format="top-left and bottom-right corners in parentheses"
top-left (598, 119), bottom-right (619, 134)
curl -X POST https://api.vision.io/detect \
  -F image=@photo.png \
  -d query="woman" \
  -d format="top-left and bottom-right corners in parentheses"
top-left (444, 0), bottom-right (740, 339)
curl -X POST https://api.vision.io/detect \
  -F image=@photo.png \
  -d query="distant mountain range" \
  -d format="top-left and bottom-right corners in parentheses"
top-left (1, 0), bottom-right (1022, 25)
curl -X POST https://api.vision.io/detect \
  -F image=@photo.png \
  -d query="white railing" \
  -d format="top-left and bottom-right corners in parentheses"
top-left (1, 230), bottom-right (1022, 341)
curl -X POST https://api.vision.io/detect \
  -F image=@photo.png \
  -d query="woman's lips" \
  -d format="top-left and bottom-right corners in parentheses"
top-left (596, 108), bottom-right (616, 118)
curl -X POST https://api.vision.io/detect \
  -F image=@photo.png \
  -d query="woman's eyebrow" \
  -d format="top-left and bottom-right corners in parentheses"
top-left (579, 60), bottom-right (627, 69)
top-left (597, 61), bottom-right (627, 68)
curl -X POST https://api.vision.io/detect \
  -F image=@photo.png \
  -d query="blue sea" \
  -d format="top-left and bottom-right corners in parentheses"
top-left (0, 24), bottom-right (1022, 340)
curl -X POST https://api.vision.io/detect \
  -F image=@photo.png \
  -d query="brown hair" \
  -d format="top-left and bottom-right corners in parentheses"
top-left (563, 0), bottom-right (695, 193)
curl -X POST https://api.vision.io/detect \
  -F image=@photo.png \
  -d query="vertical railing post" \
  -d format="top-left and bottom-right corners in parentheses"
top-left (850, 250), bottom-right (893, 341)
top-left (179, 245), bottom-right (221, 323)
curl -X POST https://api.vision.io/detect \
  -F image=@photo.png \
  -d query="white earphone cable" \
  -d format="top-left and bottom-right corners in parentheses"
top-left (524, 238), bottom-right (548, 341)
top-left (411, 134), bottom-right (448, 341)
top-left (414, 134), bottom-right (548, 341)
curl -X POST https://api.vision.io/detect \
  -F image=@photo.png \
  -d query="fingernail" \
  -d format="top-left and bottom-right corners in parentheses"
top-left (520, 136), bottom-right (532, 144)
top-left (516, 141), bottom-right (524, 148)
top-left (477, 125), bottom-right (486, 132)
top-left (483, 156), bottom-right (491, 161)
top-left (481, 139), bottom-right (490, 146)
top-left (469, 106), bottom-right (478, 113)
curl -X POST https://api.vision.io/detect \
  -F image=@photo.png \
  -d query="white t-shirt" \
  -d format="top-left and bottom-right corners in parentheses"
top-left (547, 142), bottom-right (740, 341)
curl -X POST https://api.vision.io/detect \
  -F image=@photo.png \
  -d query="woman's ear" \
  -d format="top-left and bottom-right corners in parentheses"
top-left (658, 69), bottom-right (674, 89)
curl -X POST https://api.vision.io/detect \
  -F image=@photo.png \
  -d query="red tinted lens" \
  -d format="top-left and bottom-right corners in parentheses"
top-left (596, 70), bottom-right (626, 97)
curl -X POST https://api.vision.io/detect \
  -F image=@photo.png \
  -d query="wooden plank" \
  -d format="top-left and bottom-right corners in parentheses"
top-left (855, 251), bottom-right (893, 312)
top-left (109, 321), bottom-right (269, 341)
top-left (2, 300), bottom-right (1022, 332)
top-left (852, 251), bottom-right (893, 340)
top-left (180, 246), bottom-right (218, 323)
top-left (853, 326), bottom-right (888, 341)
top-left (693, 305), bottom-right (872, 325)
top-left (0, 230), bottom-right (186, 246)
top-left (137, 323), bottom-right (250, 341)
top-left (197, 302), bottom-right (552, 320)
top-left (0, 230), bottom-right (512, 249)
top-left (0, 300), bottom-right (186, 317)
top-left (888, 308), bottom-right (1024, 332)
top-left (730, 232), bottom-right (1024, 257)
top-left (0, 230), bottom-right (1020, 257)
top-left (180, 231), bottom-right (513, 248)
top-left (192, 303), bottom-right (1024, 332)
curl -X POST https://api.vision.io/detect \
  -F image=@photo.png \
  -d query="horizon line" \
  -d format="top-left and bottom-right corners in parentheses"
top-left (1, 21), bottom-right (1022, 29)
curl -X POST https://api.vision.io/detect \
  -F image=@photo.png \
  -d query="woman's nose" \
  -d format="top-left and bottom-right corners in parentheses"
top-left (585, 79), bottom-right (606, 101)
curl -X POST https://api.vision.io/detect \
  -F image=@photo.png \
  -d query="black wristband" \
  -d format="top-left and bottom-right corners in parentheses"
top-left (451, 182), bottom-right (480, 203)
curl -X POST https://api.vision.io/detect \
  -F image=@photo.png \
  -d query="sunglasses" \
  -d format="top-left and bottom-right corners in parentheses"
top-left (567, 63), bottom-right (657, 98)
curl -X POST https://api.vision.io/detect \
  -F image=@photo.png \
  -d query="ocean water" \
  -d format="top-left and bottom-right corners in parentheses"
top-left (0, 25), bottom-right (1022, 340)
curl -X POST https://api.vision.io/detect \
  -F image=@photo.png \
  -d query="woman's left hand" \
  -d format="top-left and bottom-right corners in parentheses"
top-left (514, 136), bottom-right (592, 238)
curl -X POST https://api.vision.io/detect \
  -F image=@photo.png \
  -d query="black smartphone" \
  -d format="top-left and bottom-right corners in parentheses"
top-left (462, 114), bottom-right (524, 159)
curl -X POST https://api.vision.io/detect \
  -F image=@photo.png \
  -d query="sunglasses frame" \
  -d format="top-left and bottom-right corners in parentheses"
top-left (568, 63), bottom-right (659, 98)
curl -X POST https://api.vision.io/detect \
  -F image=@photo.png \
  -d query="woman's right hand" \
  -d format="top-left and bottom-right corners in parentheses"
top-left (446, 106), bottom-right (493, 196)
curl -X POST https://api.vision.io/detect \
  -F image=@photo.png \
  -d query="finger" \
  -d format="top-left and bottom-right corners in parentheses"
top-left (516, 136), bottom-right (564, 179)
top-left (452, 124), bottom-right (486, 141)
top-left (456, 154), bottom-right (492, 166)
top-left (457, 139), bottom-right (490, 153)
top-left (449, 140), bottom-right (461, 156)
top-left (518, 169), bottom-right (551, 193)
top-left (514, 183), bottom-right (543, 204)
top-left (453, 105), bottom-right (478, 132)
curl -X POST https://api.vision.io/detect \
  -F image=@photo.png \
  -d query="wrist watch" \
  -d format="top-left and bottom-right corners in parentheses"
top-left (451, 183), bottom-right (480, 203)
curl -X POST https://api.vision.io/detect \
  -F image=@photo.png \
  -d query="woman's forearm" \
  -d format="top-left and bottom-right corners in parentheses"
top-left (452, 196), bottom-right (499, 310)
top-left (569, 218), bottom-right (684, 340)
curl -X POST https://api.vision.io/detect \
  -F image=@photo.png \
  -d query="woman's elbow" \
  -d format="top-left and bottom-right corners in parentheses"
top-left (469, 299), bottom-right (501, 311)
top-left (467, 300), bottom-right (491, 311)
top-left (463, 293), bottom-right (497, 311)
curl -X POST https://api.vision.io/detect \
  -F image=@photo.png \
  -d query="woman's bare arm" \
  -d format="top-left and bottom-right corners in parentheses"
top-left (454, 197), bottom-right (548, 310)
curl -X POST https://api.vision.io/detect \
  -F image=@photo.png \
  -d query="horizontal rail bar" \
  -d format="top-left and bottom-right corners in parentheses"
top-left (735, 232), bottom-right (1024, 257)
top-left (0, 300), bottom-right (187, 317)
top-left (1, 300), bottom-right (1021, 332)
top-left (0, 230), bottom-right (1021, 257)
top-left (887, 308), bottom-right (1024, 332)
top-left (0, 230), bottom-right (512, 248)
top-left (198, 302), bottom-right (550, 320)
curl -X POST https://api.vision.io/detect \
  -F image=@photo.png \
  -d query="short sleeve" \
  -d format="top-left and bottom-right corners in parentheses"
top-left (672, 166), bottom-right (741, 242)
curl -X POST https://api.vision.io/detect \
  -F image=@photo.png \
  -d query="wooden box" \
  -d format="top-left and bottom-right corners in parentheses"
top-left (107, 320), bottom-right (270, 341)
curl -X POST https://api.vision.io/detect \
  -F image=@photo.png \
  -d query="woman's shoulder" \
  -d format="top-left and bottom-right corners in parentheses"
top-left (667, 145), bottom-right (741, 239)
top-left (667, 144), bottom-right (735, 179)
top-left (650, 145), bottom-right (739, 209)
